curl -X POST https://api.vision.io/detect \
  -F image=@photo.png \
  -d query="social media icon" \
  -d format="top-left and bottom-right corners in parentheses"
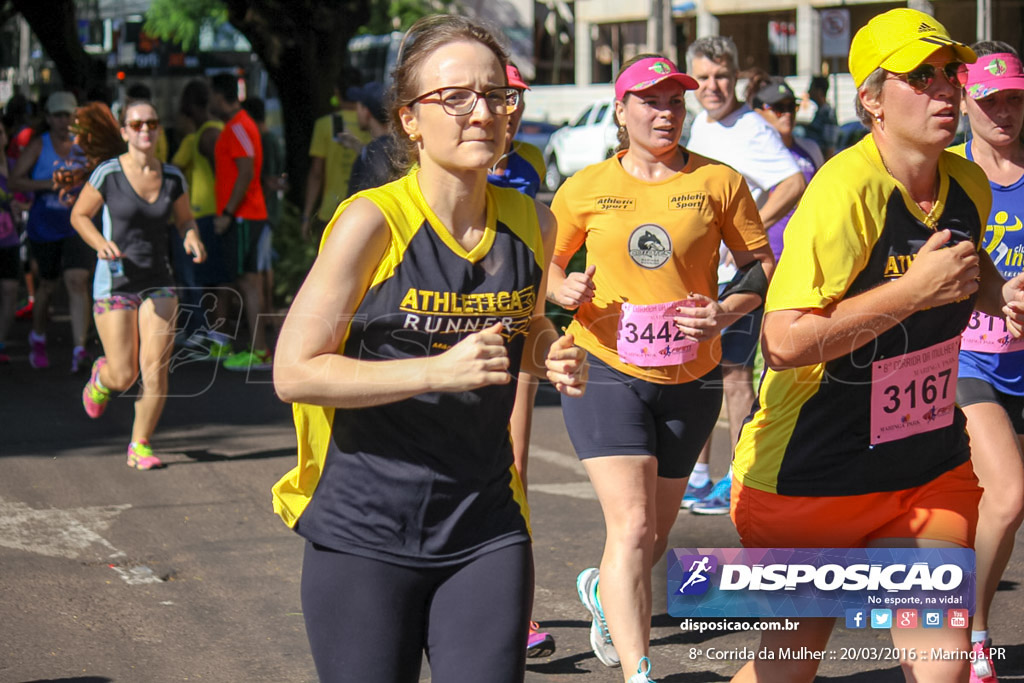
top-left (923, 610), bottom-right (943, 628)
top-left (871, 609), bottom-right (892, 629)
top-left (948, 609), bottom-right (968, 628)
top-left (896, 609), bottom-right (918, 628)
top-left (845, 609), bottom-right (866, 629)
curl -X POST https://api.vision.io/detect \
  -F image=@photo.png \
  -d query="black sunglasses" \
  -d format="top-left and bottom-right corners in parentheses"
top-left (764, 100), bottom-right (797, 115)
top-left (890, 62), bottom-right (968, 93)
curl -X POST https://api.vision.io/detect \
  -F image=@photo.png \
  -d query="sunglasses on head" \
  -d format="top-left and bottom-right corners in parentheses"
top-left (126, 119), bottom-right (160, 131)
top-left (890, 62), bottom-right (968, 93)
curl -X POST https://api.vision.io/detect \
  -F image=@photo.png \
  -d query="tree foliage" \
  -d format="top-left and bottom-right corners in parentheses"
top-left (143, 0), bottom-right (228, 51)
top-left (364, 0), bottom-right (457, 34)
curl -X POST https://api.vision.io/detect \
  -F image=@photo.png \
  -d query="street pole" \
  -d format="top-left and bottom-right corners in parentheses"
top-left (977, 0), bottom-right (992, 42)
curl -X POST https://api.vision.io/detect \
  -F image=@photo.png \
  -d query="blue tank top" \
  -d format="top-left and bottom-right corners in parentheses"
top-left (26, 133), bottom-right (77, 243)
top-left (958, 140), bottom-right (1024, 394)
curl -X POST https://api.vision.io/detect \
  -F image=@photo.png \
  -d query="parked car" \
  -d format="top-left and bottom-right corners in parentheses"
top-left (514, 119), bottom-right (560, 153)
top-left (543, 99), bottom-right (619, 191)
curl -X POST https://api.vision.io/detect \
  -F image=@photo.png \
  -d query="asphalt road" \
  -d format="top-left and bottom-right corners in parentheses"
top-left (2, 314), bottom-right (1023, 683)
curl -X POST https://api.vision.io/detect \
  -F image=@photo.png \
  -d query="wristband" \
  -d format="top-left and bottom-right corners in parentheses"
top-left (222, 209), bottom-right (235, 219)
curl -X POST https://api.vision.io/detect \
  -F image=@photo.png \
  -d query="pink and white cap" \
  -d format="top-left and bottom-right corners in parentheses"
top-left (964, 53), bottom-right (1024, 100)
top-left (614, 57), bottom-right (698, 101)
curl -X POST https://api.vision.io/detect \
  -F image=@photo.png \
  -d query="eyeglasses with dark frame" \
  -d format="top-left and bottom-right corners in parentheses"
top-left (407, 87), bottom-right (520, 116)
top-left (126, 119), bottom-right (160, 132)
top-left (889, 62), bottom-right (968, 93)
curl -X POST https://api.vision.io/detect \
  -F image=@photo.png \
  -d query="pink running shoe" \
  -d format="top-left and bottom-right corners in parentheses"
top-left (82, 358), bottom-right (111, 418)
top-left (127, 441), bottom-right (163, 470)
top-left (28, 333), bottom-right (48, 369)
top-left (970, 640), bottom-right (998, 682)
top-left (527, 621), bottom-right (556, 658)
top-left (71, 346), bottom-right (92, 374)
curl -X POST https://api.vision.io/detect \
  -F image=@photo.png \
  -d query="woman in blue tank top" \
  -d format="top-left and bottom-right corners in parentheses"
top-left (10, 91), bottom-right (94, 372)
top-left (951, 42), bottom-right (1024, 683)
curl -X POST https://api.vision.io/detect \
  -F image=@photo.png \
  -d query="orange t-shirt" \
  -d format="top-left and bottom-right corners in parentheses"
top-left (214, 109), bottom-right (267, 220)
top-left (550, 150), bottom-right (767, 384)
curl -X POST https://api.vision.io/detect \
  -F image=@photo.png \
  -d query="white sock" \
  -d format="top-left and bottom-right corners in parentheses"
top-left (206, 330), bottom-right (231, 345)
top-left (689, 463), bottom-right (710, 488)
top-left (971, 629), bottom-right (988, 644)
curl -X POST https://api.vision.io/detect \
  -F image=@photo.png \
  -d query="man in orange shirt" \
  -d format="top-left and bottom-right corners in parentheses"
top-left (210, 73), bottom-right (272, 371)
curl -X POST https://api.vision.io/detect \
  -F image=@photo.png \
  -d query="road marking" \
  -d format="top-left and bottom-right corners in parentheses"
top-left (529, 445), bottom-right (583, 472)
top-left (0, 496), bottom-right (130, 560)
top-left (530, 481), bottom-right (597, 500)
top-left (109, 565), bottom-right (163, 585)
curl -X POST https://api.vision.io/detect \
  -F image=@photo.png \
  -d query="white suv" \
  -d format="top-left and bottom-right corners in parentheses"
top-left (543, 100), bottom-right (618, 191)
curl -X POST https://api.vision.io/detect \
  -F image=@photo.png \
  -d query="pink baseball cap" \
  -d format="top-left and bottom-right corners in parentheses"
top-left (615, 57), bottom-right (698, 101)
top-left (963, 53), bottom-right (1024, 99)
top-left (507, 64), bottom-right (530, 90)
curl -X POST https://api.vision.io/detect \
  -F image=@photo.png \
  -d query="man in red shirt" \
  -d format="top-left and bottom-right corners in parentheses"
top-left (210, 73), bottom-right (272, 371)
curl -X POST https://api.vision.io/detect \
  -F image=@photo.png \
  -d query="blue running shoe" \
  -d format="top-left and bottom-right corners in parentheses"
top-left (680, 479), bottom-right (714, 509)
top-left (690, 474), bottom-right (731, 515)
top-left (576, 567), bottom-right (619, 667)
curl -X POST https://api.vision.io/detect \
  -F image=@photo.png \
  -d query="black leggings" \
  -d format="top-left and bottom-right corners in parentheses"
top-left (301, 541), bottom-right (533, 683)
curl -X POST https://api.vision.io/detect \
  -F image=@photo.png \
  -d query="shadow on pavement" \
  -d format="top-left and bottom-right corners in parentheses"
top-left (169, 446), bottom-right (296, 464)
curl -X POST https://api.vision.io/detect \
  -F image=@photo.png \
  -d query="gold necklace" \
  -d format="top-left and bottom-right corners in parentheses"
top-left (879, 153), bottom-right (940, 228)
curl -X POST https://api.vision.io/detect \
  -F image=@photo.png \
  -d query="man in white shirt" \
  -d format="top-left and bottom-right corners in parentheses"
top-left (683, 35), bottom-right (806, 514)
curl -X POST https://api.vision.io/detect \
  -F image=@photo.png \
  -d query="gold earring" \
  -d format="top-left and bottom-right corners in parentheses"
top-left (409, 132), bottom-right (420, 142)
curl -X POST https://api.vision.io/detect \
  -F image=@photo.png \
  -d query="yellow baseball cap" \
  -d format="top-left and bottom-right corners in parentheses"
top-left (849, 8), bottom-right (976, 87)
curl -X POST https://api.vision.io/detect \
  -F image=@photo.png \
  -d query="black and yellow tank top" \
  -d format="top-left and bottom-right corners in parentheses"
top-left (734, 135), bottom-right (991, 496)
top-left (272, 172), bottom-right (543, 566)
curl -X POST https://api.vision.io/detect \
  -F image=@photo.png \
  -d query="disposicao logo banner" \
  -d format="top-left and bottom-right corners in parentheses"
top-left (668, 548), bottom-right (975, 618)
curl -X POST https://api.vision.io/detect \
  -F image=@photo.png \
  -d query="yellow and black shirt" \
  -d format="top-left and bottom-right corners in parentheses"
top-left (272, 172), bottom-right (543, 566)
top-left (733, 134), bottom-right (991, 496)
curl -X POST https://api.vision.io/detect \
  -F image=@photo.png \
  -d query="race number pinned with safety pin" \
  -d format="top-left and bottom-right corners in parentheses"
top-left (961, 310), bottom-right (1024, 353)
top-left (870, 337), bottom-right (960, 445)
top-left (617, 300), bottom-right (698, 367)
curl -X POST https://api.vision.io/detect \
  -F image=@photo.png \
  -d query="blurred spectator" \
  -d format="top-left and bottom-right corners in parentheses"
top-left (745, 70), bottom-right (823, 261)
top-left (171, 79), bottom-right (230, 350)
top-left (301, 75), bottom-right (361, 244)
top-left (0, 120), bottom-right (27, 363)
top-left (209, 73), bottom-right (273, 371)
top-left (804, 75), bottom-right (839, 158)
top-left (683, 36), bottom-right (805, 515)
top-left (241, 96), bottom-right (285, 314)
top-left (345, 82), bottom-right (397, 196)
top-left (10, 91), bottom-right (94, 372)
top-left (3, 92), bottom-right (40, 320)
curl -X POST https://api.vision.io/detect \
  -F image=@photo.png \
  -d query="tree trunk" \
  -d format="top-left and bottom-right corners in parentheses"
top-left (12, 0), bottom-right (106, 95)
top-left (223, 0), bottom-right (369, 207)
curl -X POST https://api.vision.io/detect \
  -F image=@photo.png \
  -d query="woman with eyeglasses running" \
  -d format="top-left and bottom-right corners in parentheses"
top-left (67, 99), bottom-right (205, 471)
top-left (271, 15), bottom-right (587, 683)
top-left (947, 41), bottom-right (1024, 683)
top-left (729, 10), bottom-right (1024, 683)
top-left (745, 70), bottom-right (823, 261)
top-left (550, 53), bottom-right (773, 683)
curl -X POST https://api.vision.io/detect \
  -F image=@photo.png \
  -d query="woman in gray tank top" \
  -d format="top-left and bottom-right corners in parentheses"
top-left (69, 100), bottom-right (206, 470)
